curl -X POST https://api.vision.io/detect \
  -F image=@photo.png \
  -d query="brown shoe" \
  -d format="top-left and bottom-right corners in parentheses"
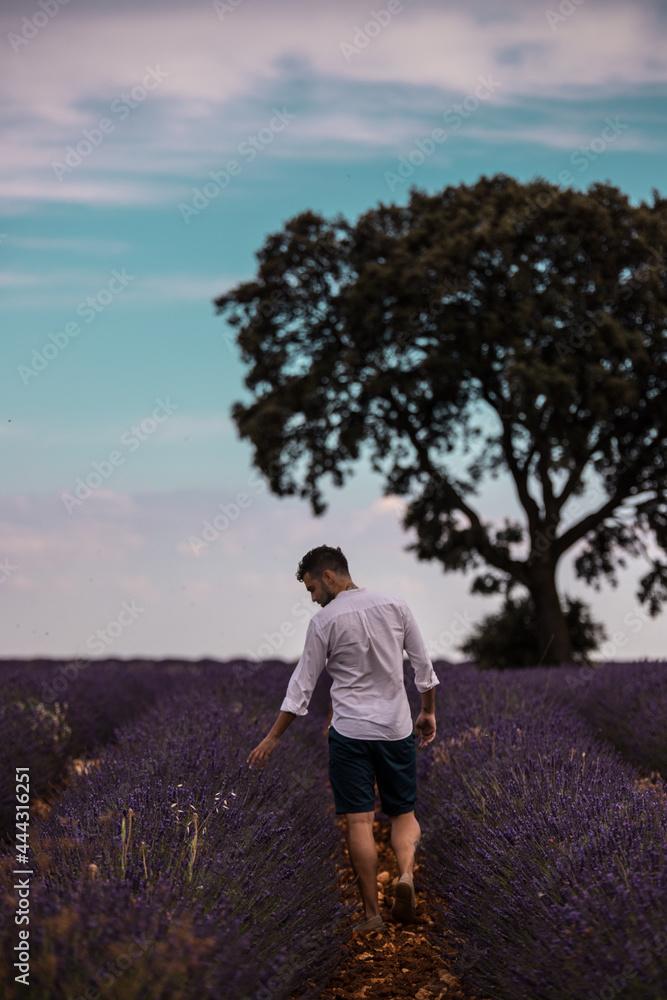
top-left (353, 914), bottom-right (385, 933)
top-left (391, 874), bottom-right (415, 923)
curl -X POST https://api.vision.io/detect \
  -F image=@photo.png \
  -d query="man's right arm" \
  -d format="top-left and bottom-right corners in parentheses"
top-left (247, 622), bottom-right (326, 770)
top-left (279, 619), bottom-right (327, 717)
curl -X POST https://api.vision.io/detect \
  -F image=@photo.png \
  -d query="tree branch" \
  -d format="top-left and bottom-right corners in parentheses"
top-left (554, 462), bottom-right (586, 513)
top-left (553, 425), bottom-right (664, 558)
top-left (554, 485), bottom-right (645, 559)
top-left (482, 389), bottom-right (542, 529)
top-left (387, 388), bottom-right (529, 584)
top-left (501, 421), bottom-right (543, 530)
top-left (536, 446), bottom-right (557, 519)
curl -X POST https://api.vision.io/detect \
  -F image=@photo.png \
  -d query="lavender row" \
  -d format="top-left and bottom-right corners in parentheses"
top-left (562, 660), bottom-right (667, 778)
top-left (416, 665), bottom-right (667, 1000)
top-left (0, 659), bottom-right (191, 842)
top-left (0, 657), bottom-right (325, 845)
top-left (0, 663), bottom-right (345, 1000)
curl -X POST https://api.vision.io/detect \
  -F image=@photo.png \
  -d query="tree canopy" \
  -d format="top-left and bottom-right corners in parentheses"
top-left (214, 173), bottom-right (667, 665)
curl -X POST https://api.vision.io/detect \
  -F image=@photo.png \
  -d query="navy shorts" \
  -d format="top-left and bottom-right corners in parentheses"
top-left (328, 725), bottom-right (417, 816)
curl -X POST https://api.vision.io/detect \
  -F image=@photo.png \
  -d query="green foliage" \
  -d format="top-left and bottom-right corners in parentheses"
top-left (215, 175), bottom-right (667, 662)
top-left (459, 593), bottom-right (608, 668)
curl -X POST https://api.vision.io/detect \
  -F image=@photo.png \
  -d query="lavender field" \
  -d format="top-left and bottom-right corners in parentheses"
top-left (415, 663), bottom-right (667, 1000)
top-left (0, 660), bottom-right (346, 1000)
top-left (1, 658), bottom-right (666, 1000)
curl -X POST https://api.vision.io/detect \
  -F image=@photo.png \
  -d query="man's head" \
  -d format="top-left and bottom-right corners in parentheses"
top-left (296, 545), bottom-right (351, 607)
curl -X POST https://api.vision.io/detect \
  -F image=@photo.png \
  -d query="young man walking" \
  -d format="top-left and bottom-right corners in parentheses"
top-left (247, 545), bottom-right (439, 934)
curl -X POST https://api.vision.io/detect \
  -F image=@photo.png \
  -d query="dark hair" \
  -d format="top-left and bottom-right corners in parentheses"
top-left (296, 545), bottom-right (350, 583)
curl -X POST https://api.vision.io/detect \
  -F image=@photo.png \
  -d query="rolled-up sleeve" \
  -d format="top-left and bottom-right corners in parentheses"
top-left (280, 619), bottom-right (328, 716)
top-left (401, 603), bottom-right (440, 693)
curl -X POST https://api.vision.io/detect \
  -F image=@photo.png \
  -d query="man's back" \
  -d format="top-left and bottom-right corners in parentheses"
top-left (281, 587), bottom-right (439, 740)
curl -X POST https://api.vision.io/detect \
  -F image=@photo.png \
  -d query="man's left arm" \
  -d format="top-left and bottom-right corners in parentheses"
top-left (401, 602), bottom-right (440, 746)
top-left (247, 620), bottom-right (327, 770)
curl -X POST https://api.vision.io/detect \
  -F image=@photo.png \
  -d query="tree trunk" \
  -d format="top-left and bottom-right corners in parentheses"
top-left (526, 557), bottom-right (574, 665)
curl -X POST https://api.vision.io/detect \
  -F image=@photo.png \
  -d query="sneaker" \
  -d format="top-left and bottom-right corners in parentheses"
top-left (391, 873), bottom-right (416, 923)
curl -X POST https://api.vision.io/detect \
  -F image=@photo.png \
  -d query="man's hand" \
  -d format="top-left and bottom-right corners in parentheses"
top-left (247, 733), bottom-right (280, 770)
top-left (414, 710), bottom-right (436, 748)
top-left (247, 711), bottom-right (296, 770)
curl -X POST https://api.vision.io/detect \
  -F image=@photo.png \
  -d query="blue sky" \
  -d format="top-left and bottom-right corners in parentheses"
top-left (1, 0), bottom-right (666, 662)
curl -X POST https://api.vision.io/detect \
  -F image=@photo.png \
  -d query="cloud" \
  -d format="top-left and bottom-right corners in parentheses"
top-left (127, 275), bottom-right (237, 303)
top-left (0, 517), bottom-right (146, 572)
top-left (7, 236), bottom-right (131, 253)
top-left (387, 573), bottom-right (426, 594)
top-left (461, 120), bottom-right (664, 154)
top-left (0, 487), bottom-right (412, 589)
top-left (0, 270), bottom-right (235, 309)
top-left (0, 482), bottom-right (663, 659)
top-left (1, 1), bottom-right (665, 207)
top-left (116, 574), bottom-right (162, 601)
top-left (346, 494), bottom-right (407, 535)
top-left (0, 177), bottom-right (174, 206)
top-left (0, 272), bottom-right (43, 287)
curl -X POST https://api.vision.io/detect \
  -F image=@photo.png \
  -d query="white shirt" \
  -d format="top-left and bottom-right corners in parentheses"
top-left (280, 587), bottom-right (439, 740)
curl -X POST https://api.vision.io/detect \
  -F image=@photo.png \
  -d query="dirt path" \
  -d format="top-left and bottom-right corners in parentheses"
top-left (307, 807), bottom-right (469, 1000)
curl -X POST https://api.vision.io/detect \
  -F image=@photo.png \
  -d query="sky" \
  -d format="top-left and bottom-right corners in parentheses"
top-left (1, 0), bottom-right (666, 664)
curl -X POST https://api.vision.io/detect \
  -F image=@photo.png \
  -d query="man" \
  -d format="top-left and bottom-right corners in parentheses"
top-left (247, 544), bottom-right (439, 934)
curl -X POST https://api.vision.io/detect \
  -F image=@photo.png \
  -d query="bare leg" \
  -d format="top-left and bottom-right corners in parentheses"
top-left (345, 811), bottom-right (380, 919)
top-left (388, 811), bottom-right (421, 878)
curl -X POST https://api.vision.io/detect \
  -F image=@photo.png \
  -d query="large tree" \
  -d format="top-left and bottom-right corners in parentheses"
top-left (214, 174), bottom-right (667, 664)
